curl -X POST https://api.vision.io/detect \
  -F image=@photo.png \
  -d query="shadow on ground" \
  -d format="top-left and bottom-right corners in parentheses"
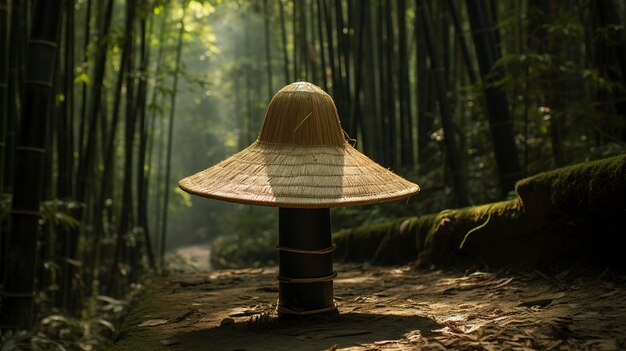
top-left (176, 312), bottom-right (440, 351)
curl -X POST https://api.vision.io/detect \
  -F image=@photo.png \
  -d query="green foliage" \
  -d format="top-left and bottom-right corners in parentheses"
top-left (163, 251), bottom-right (201, 273)
top-left (7, 288), bottom-right (148, 350)
top-left (210, 231), bottom-right (277, 269)
top-left (96, 295), bottom-right (130, 315)
top-left (0, 330), bottom-right (31, 351)
top-left (73, 72), bottom-right (90, 86)
top-left (40, 200), bottom-right (82, 230)
top-left (209, 208), bottom-right (278, 268)
top-left (34, 314), bottom-right (115, 351)
top-left (490, 2), bottom-right (626, 177)
top-left (0, 314), bottom-right (115, 351)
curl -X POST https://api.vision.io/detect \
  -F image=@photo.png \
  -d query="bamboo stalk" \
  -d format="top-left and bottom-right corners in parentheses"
top-left (421, 0), bottom-right (469, 207)
top-left (160, 0), bottom-right (186, 272)
top-left (1, 0), bottom-right (64, 329)
top-left (263, 0), bottom-right (273, 101)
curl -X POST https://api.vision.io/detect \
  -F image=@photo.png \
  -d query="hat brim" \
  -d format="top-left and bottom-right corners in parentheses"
top-left (178, 141), bottom-right (420, 208)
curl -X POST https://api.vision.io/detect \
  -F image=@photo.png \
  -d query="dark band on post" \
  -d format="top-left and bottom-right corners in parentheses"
top-left (276, 243), bottom-right (336, 255)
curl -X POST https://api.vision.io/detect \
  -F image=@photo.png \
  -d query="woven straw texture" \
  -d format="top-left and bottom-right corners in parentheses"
top-left (179, 82), bottom-right (420, 208)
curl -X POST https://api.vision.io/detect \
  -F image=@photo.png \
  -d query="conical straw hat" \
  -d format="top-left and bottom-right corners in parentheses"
top-left (179, 82), bottom-right (419, 208)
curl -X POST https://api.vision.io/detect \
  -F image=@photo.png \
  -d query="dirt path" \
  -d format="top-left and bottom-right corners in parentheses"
top-left (171, 245), bottom-right (212, 271)
top-left (112, 264), bottom-right (626, 350)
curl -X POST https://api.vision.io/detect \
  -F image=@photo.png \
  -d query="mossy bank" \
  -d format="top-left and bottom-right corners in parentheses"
top-left (334, 154), bottom-right (626, 270)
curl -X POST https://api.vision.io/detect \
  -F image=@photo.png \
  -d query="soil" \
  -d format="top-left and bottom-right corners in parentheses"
top-left (112, 263), bottom-right (626, 351)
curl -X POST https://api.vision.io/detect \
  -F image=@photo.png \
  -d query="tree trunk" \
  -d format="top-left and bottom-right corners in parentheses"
top-left (136, 16), bottom-right (156, 271)
top-left (278, 0), bottom-right (290, 84)
top-left (397, 0), bottom-right (413, 169)
top-left (0, 0), bottom-right (7, 283)
top-left (3, 0), bottom-right (25, 195)
top-left (362, 0), bottom-right (380, 161)
top-left (316, 0), bottom-right (328, 91)
top-left (76, 0), bottom-right (91, 158)
top-left (0, 0), bottom-right (63, 329)
top-left (147, 12), bottom-right (167, 267)
top-left (160, 2), bottom-right (186, 270)
top-left (334, 0), bottom-right (349, 132)
top-left (350, 0), bottom-right (366, 149)
top-left (88, 5), bottom-right (130, 296)
top-left (75, 0), bottom-right (114, 203)
top-left (56, 0), bottom-right (78, 314)
top-left (595, 0), bottom-right (626, 141)
top-left (0, 0), bottom-right (8, 192)
top-left (298, 0), bottom-right (308, 81)
top-left (421, 0), bottom-right (469, 207)
top-left (466, 0), bottom-right (522, 196)
top-left (376, 1), bottom-right (390, 167)
top-left (415, 0), bottom-right (431, 171)
top-left (309, 0), bottom-right (320, 86)
top-left (111, 0), bottom-right (138, 292)
top-left (447, 0), bottom-right (478, 85)
top-left (1, 0), bottom-right (25, 286)
top-left (385, 0), bottom-right (397, 169)
top-left (263, 0), bottom-right (273, 101)
top-left (323, 0), bottom-right (340, 107)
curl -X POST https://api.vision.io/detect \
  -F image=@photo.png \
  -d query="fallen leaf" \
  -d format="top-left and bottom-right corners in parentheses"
top-left (518, 298), bottom-right (552, 308)
top-left (492, 277), bottom-right (514, 289)
top-left (374, 339), bottom-right (401, 345)
top-left (138, 319), bottom-right (168, 327)
top-left (228, 307), bottom-right (261, 317)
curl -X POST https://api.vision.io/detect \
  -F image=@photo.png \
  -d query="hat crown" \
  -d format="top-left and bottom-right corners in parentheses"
top-left (258, 82), bottom-right (345, 146)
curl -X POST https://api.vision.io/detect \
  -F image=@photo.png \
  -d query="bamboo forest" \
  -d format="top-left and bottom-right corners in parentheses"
top-left (1, 0), bottom-right (626, 350)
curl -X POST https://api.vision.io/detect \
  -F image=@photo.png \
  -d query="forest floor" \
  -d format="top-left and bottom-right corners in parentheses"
top-left (111, 261), bottom-right (626, 351)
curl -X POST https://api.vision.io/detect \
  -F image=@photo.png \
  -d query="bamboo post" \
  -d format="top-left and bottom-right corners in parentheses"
top-left (277, 208), bottom-right (337, 316)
